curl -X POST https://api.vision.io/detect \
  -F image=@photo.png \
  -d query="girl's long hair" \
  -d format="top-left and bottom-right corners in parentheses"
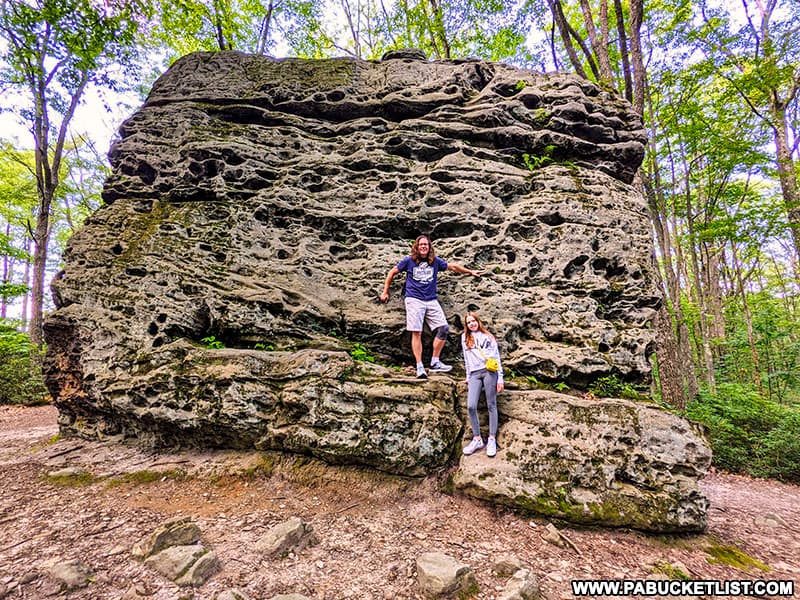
top-left (410, 234), bottom-right (435, 265)
top-left (463, 311), bottom-right (493, 349)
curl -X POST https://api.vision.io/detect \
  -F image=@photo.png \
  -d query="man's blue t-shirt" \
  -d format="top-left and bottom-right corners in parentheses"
top-left (397, 256), bottom-right (448, 301)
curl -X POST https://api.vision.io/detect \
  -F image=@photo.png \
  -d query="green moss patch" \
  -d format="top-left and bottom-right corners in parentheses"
top-left (105, 469), bottom-right (186, 488)
top-left (704, 543), bottom-right (770, 572)
top-left (653, 562), bottom-right (690, 580)
top-left (43, 471), bottom-right (97, 487)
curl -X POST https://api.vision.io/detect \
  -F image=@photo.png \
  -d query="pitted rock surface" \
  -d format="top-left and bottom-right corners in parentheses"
top-left (453, 390), bottom-right (711, 532)
top-left (42, 51), bottom-right (707, 529)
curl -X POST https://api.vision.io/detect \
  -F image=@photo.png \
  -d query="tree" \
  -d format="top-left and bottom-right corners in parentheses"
top-left (689, 0), bottom-right (800, 264)
top-left (146, 0), bottom-right (326, 59)
top-left (0, 142), bottom-right (36, 321)
top-left (0, 0), bottom-right (141, 346)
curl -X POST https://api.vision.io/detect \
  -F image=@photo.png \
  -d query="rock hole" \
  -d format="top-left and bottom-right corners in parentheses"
top-left (379, 180), bottom-right (397, 193)
top-left (539, 212), bottom-right (565, 226)
top-left (254, 207), bottom-right (272, 224)
top-left (506, 251), bottom-right (516, 264)
top-left (148, 322), bottom-right (158, 336)
top-left (563, 255), bottom-right (588, 279)
top-left (598, 342), bottom-right (610, 353)
top-left (430, 171), bottom-right (455, 183)
top-left (327, 90), bottom-right (346, 102)
top-left (136, 162), bottom-right (157, 185)
top-left (125, 266), bottom-right (147, 277)
top-left (111, 243), bottom-right (124, 255)
top-left (277, 249), bottom-right (290, 260)
top-left (156, 313), bottom-right (167, 323)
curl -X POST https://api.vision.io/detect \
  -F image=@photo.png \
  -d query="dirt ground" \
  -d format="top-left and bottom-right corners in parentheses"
top-left (1, 404), bottom-right (798, 600)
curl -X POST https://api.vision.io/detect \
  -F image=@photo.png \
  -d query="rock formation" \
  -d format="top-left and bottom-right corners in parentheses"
top-left (453, 389), bottom-right (711, 532)
top-left (44, 50), bottom-right (710, 531)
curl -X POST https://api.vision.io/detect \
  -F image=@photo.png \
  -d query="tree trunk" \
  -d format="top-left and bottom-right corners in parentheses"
top-left (642, 82), bottom-right (698, 403)
top-left (653, 302), bottom-right (686, 409)
top-left (577, 0), bottom-right (613, 88)
top-left (546, 0), bottom-right (590, 79)
top-left (686, 186), bottom-right (716, 393)
top-left (729, 240), bottom-right (762, 391)
top-left (771, 103), bottom-right (800, 263)
top-left (613, 0), bottom-right (632, 102)
top-left (21, 238), bottom-right (31, 327)
top-left (1, 221), bottom-right (9, 319)
top-left (627, 0), bottom-right (645, 116)
top-left (28, 185), bottom-right (54, 347)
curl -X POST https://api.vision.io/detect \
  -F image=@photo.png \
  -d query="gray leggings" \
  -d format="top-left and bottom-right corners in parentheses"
top-left (467, 368), bottom-right (498, 438)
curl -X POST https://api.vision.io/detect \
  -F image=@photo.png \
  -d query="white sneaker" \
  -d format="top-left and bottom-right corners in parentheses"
top-left (415, 364), bottom-right (428, 379)
top-left (486, 436), bottom-right (497, 458)
top-left (463, 437), bottom-right (484, 455)
top-left (430, 360), bottom-right (453, 372)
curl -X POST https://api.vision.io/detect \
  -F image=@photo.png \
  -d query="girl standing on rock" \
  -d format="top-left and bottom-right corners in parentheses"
top-left (461, 311), bottom-right (504, 457)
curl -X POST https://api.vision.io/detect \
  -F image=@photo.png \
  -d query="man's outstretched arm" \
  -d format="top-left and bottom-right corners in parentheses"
top-left (380, 266), bottom-right (400, 302)
top-left (447, 263), bottom-right (482, 277)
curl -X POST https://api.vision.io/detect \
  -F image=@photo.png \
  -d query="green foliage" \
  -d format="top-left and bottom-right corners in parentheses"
top-left (521, 145), bottom-right (556, 170)
top-left (253, 342), bottom-right (275, 351)
top-left (589, 375), bottom-right (645, 401)
top-left (685, 383), bottom-right (800, 483)
top-left (201, 335), bottom-right (225, 349)
top-left (349, 342), bottom-right (375, 363)
top-left (145, 0), bottom-right (325, 60)
top-left (0, 322), bottom-right (48, 405)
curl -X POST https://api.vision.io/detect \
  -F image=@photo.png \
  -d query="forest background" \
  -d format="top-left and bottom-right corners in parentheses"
top-left (1, 0), bottom-right (799, 483)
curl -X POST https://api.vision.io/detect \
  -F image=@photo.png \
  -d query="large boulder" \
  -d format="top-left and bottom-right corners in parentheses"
top-left (42, 50), bottom-right (709, 530)
top-left (453, 390), bottom-right (711, 532)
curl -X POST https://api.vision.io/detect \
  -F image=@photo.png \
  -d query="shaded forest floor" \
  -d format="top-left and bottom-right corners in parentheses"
top-left (1, 404), bottom-right (799, 599)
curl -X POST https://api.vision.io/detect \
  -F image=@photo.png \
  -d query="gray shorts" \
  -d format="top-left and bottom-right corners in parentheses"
top-left (404, 297), bottom-right (448, 332)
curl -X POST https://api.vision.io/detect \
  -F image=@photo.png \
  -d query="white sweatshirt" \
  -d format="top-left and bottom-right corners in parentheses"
top-left (461, 331), bottom-right (504, 384)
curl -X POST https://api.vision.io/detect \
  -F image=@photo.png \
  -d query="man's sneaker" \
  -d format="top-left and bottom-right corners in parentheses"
top-left (416, 364), bottom-right (428, 379)
top-left (430, 360), bottom-right (453, 372)
top-left (486, 436), bottom-right (497, 458)
top-left (463, 437), bottom-right (484, 455)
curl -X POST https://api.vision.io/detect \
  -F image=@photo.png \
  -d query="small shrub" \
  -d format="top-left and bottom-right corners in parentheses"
top-left (0, 323), bottom-right (48, 405)
top-left (685, 383), bottom-right (800, 483)
top-left (201, 335), bottom-right (224, 349)
top-left (521, 144), bottom-right (556, 171)
top-left (589, 375), bottom-right (644, 400)
top-left (350, 342), bottom-right (376, 363)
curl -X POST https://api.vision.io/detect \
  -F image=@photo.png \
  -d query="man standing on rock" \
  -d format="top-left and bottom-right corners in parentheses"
top-left (380, 234), bottom-right (481, 379)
